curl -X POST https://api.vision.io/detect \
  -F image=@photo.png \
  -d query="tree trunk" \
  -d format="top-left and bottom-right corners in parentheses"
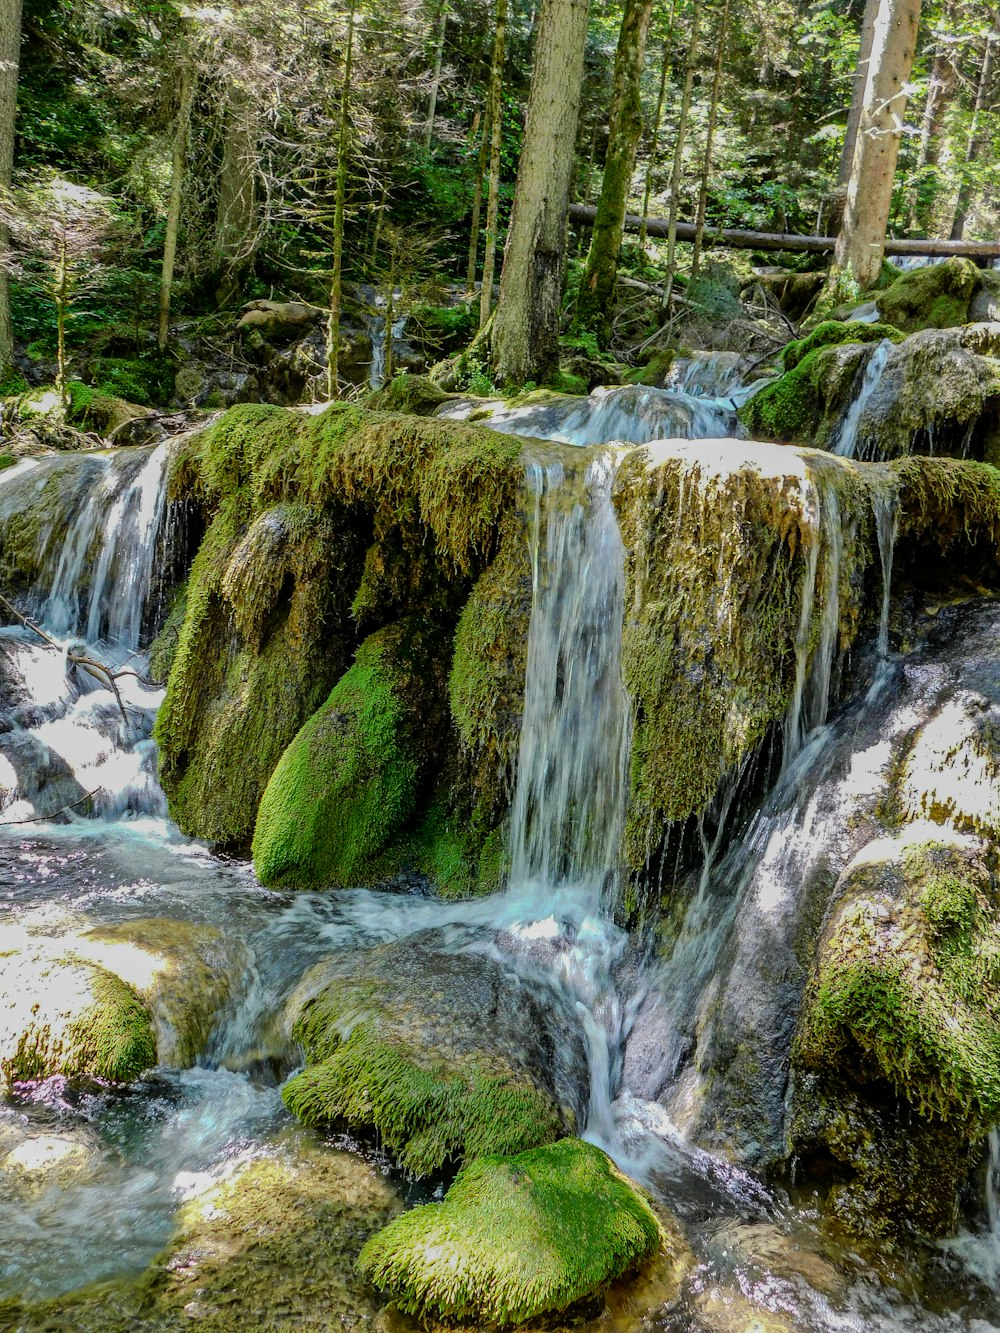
top-left (326, 0), bottom-right (356, 400)
top-left (211, 85), bottom-right (258, 308)
top-left (466, 108), bottom-right (486, 289)
top-left (157, 54), bottom-right (195, 350)
top-left (479, 0), bottom-right (508, 329)
top-left (639, 32), bottom-right (673, 253)
top-left (834, 0), bottom-right (921, 290)
top-left (0, 0), bottom-right (21, 382)
top-left (54, 234), bottom-right (68, 409)
top-left (489, 0), bottom-right (590, 386)
top-left (577, 0), bottom-right (656, 339)
top-left (950, 8), bottom-right (999, 240)
top-left (830, 0), bottom-right (879, 234)
top-left (423, 0), bottom-right (449, 153)
top-left (905, 42), bottom-right (958, 231)
top-left (661, 0), bottom-right (704, 315)
top-left (691, 0), bottom-right (730, 276)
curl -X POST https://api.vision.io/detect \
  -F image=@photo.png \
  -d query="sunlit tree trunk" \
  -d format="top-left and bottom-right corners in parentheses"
top-left (577, 0), bottom-right (656, 341)
top-left (211, 85), bottom-right (258, 308)
top-left (0, 0), bottom-right (21, 383)
top-left (692, 0), bottom-right (730, 276)
top-left (480, 0), bottom-right (508, 329)
top-left (834, 0), bottom-right (921, 289)
top-left (661, 0), bottom-right (704, 315)
top-left (830, 0), bottom-right (879, 234)
top-left (327, 0), bottom-right (357, 399)
top-left (490, 0), bottom-right (590, 386)
top-left (950, 8), bottom-right (1000, 240)
top-left (158, 53), bottom-right (195, 349)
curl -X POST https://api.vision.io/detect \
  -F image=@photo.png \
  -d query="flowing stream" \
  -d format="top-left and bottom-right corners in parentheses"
top-left (3, 395), bottom-right (1000, 1329)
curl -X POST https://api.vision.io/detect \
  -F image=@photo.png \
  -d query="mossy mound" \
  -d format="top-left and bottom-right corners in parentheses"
top-left (281, 940), bottom-right (579, 1175)
top-left (252, 618), bottom-right (447, 889)
top-left (157, 402), bottom-right (523, 846)
top-left (738, 341), bottom-right (864, 446)
top-left (793, 826), bottom-right (1000, 1235)
top-left (781, 319), bottom-right (904, 371)
top-left (366, 371), bottom-right (450, 416)
top-left (876, 257), bottom-right (982, 333)
top-left (357, 1138), bottom-right (663, 1326)
top-left (0, 940), bottom-right (155, 1086)
top-left (613, 440), bottom-right (877, 869)
top-left (4, 1135), bottom-right (403, 1331)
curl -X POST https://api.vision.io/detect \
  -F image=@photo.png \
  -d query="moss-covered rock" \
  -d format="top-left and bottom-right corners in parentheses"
top-left (738, 341), bottom-right (865, 446)
top-left (792, 825), bottom-right (1000, 1236)
top-left (252, 618), bottom-right (447, 889)
top-left (0, 938), bottom-right (155, 1086)
top-left (357, 1138), bottom-right (664, 1326)
top-left (781, 319), bottom-right (904, 371)
top-left (156, 402), bottom-right (523, 847)
top-left (876, 257), bottom-right (982, 333)
top-left (366, 372), bottom-right (450, 416)
top-left (281, 938), bottom-right (582, 1175)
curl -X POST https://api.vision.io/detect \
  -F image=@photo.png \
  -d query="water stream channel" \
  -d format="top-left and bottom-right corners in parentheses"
top-left (2, 363), bottom-right (1000, 1329)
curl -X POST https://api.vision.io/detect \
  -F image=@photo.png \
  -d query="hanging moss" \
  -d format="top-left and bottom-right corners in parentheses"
top-left (876, 257), bottom-right (982, 333)
top-left (357, 1138), bottom-right (663, 1326)
top-left (0, 947), bottom-right (155, 1087)
top-left (894, 454), bottom-right (1000, 552)
top-left (781, 320), bottom-right (904, 371)
top-left (614, 441), bottom-right (876, 871)
top-left (282, 977), bottom-right (566, 1176)
top-left (147, 580), bottom-right (187, 683)
top-left (252, 619), bottom-right (447, 890)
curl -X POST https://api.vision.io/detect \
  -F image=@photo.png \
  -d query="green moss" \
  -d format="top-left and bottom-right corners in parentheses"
top-left (782, 320), bottom-right (904, 371)
top-left (626, 349), bottom-right (676, 387)
top-left (147, 580), bottom-right (187, 682)
top-left (366, 372), bottom-right (450, 415)
top-left (282, 988), bottom-right (564, 1175)
top-left (0, 368), bottom-right (28, 397)
top-left (0, 950), bottom-right (155, 1087)
top-left (894, 454), bottom-right (1000, 552)
top-left (252, 620), bottom-right (437, 889)
top-left (0, 452), bottom-right (16, 471)
top-left (876, 258), bottom-right (982, 333)
top-left (357, 1138), bottom-right (662, 1326)
top-left (796, 835), bottom-right (1000, 1128)
top-left (546, 369), bottom-right (589, 396)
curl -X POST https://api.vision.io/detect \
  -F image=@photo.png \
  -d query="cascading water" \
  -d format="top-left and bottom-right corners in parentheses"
top-left (831, 338), bottom-right (893, 459)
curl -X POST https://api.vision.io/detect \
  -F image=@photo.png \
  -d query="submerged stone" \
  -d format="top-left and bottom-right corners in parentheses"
top-left (357, 1138), bottom-right (665, 1327)
top-left (281, 931), bottom-right (584, 1175)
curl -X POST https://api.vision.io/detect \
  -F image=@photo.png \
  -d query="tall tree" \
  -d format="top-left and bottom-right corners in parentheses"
top-left (0, 0), bottom-right (22, 382)
top-left (326, 0), bottom-right (357, 398)
top-left (479, 0), bottom-right (507, 329)
top-left (691, 0), bottom-right (730, 276)
top-left (661, 0), bottom-right (704, 314)
top-left (834, 0), bottom-right (921, 288)
top-left (489, 0), bottom-right (590, 385)
top-left (950, 7), bottom-right (1000, 239)
top-left (423, 0), bottom-right (449, 152)
top-left (831, 0), bottom-right (880, 234)
top-left (157, 37), bottom-right (195, 349)
top-left (639, 32), bottom-right (673, 254)
top-left (577, 0), bottom-right (656, 340)
top-left (211, 83), bottom-right (258, 307)
top-left (905, 30), bottom-right (959, 231)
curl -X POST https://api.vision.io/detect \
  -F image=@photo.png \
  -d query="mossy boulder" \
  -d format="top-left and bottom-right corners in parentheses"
top-left (357, 1138), bottom-right (664, 1326)
top-left (366, 372), bottom-right (450, 415)
top-left (281, 932), bottom-right (584, 1175)
top-left (157, 402), bottom-right (523, 847)
top-left (738, 341), bottom-right (865, 446)
top-left (876, 257), bottom-right (982, 333)
top-left (252, 618), bottom-right (448, 890)
top-left (780, 319), bottom-right (904, 371)
top-left (0, 938), bottom-right (155, 1087)
top-left (792, 825), bottom-right (1000, 1236)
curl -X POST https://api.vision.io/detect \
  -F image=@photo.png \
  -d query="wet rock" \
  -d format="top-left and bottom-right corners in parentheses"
top-left (280, 929), bottom-right (588, 1174)
top-left (876, 257), bottom-right (982, 332)
top-left (0, 1126), bottom-right (102, 1193)
top-left (0, 728), bottom-right (90, 820)
top-left (237, 299), bottom-right (319, 340)
top-left (358, 1138), bottom-right (668, 1327)
top-left (970, 269), bottom-right (1000, 324)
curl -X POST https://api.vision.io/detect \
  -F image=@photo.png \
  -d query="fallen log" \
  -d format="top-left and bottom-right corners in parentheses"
top-left (568, 203), bottom-right (1000, 259)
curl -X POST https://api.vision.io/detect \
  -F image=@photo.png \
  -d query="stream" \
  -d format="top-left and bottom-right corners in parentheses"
top-left (2, 360), bottom-right (1000, 1329)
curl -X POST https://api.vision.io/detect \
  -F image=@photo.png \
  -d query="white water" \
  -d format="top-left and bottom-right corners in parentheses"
top-left (831, 339), bottom-right (893, 460)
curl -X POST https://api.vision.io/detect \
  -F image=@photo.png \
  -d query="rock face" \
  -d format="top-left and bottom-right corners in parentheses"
top-left (281, 930), bottom-right (586, 1174)
top-left (357, 1138), bottom-right (665, 1326)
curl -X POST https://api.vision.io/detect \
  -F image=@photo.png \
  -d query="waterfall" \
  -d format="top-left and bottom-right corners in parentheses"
top-left (365, 297), bottom-right (407, 390)
top-left (507, 453), bottom-right (631, 907)
top-left (874, 486), bottom-right (900, 658)
top-left (831, 339), bottom-right (893, 460)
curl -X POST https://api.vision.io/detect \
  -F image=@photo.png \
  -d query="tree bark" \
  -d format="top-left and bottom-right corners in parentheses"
top-left (211, 85), bottom-right (258, 308)
top-left (950, 8), bottom-right (1000, 240)
top-left (834, 0), bottom-right (921, 289)
top-left (479, 0), bottom-right (508, 329)
top-left (639, 31), bottom-right (673, 253)
top-left (0, 0), bottom-right (21, 382)
top-left (576, 0), bottom-right (655, 339)
top-left (158, 53), bottom-right (195, 349)
top-left (489, 0), bottom-right (590, 386)
top-left (661, 0), bottom-right (704, 314)
top-left (326, 0), bottom-right (356, 400)
top-left (423, 0), bottom-right (449, 153)
top-left (830, 0), bottom-right (880, 233)
top-left (466, 108), bottom-right (486, 289)
top-left (691, 0), bottom-right (730, 276)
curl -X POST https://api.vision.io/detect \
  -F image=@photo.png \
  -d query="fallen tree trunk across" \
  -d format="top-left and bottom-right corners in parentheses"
top-left (568, 203), bottom-right (1000, 258)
